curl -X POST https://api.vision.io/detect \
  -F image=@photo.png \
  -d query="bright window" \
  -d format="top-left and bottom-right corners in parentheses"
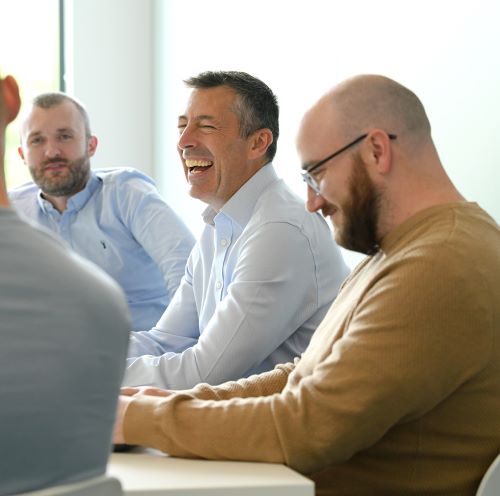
top-left (0, 0), bottom-right (61, 189)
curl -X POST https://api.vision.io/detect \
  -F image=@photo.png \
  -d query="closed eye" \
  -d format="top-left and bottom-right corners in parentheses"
top-left (310, 166), bottom-right (326, 182)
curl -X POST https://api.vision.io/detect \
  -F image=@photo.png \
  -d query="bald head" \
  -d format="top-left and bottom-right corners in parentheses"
top-left (298, 74), bottom-right (464, 246)
top-left (320, 75), bottom-right (431, 146)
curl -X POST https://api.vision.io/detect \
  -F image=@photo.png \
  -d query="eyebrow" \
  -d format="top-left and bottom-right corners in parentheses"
top-left (26, 127), bottom-right (75, 140)
top-left (301, 160), bottom-right (318, 171)
top-left (177, 114), bottom-right (216, 123)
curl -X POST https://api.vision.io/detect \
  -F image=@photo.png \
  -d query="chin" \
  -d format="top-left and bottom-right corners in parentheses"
top-left (188, 187), bottom-right (201, 200)
top-left (187, 187), bottom-right (208, 204)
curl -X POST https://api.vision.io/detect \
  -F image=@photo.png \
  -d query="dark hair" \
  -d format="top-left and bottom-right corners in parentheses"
top-left (32, 92), bottom-right (91, 138)
top-left (184, 71), bottom-right (279, 161)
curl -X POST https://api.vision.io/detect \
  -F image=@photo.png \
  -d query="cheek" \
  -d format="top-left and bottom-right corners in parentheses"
top-left (76, 143), bottom-right (89, 156)
top-left (323, 171), bottom-right (351, 205)
top-left (319, 181), bottom-right (338, 203)
top-left (24, 150), bottom-right (40, 165)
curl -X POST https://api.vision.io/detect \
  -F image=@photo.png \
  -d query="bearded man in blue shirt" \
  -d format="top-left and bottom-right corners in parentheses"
top-left (10, 92), bottom-right (195, 332)
top-left (124, 71), bottom-right (350, 389)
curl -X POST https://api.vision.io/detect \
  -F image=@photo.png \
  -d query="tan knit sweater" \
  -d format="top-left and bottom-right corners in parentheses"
top-left (125, 202), bottom-right (500, 495)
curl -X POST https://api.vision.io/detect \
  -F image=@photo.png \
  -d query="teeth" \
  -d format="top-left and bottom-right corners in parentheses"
top-left (185, 159), bottom-right (213, 168)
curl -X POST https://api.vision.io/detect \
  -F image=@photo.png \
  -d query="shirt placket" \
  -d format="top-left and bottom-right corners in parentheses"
top-left (213, 215), bottom-right (232, 302)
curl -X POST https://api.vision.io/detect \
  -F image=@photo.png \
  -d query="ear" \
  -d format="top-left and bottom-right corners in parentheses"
top-left (247, 128), bottom-right (273, 160)
top-left (87, 135), bottom-right (98, 157)
top-left (360, 129), bottom-right (393, 175)
top-left (2, 75), bottom-right (21, 124)
top-left (17, 145), bottom-right (25, 161)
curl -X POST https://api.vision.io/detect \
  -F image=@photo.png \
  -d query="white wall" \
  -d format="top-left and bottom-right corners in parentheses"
top-left (64, 0), bottom-right (154, 175)
top-left (67, 0), bottom-right (500, 267)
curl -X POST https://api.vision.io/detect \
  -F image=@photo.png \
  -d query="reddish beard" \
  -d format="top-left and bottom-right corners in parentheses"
top-left (30, 154), bottom-right (91, 197)
top-left (334, 152), bottom-right (381, 255)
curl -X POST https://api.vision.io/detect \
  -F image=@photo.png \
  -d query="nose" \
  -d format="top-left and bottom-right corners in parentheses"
top-left (177, 125), bottom-right (196, 151)
top-left (305, 185), bottom-right (326, 212)
top-left (44, 139), bottom-right (62, 159)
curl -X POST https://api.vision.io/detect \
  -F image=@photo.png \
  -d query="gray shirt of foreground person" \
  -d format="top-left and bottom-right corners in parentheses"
top-left (0, 208), bottom-right (131, 495)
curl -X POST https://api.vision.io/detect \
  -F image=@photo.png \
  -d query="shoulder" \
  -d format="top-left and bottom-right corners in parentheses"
top-left (362, 204), bottom-right (500, 312)
top-left (95, 167), bottom-right (157, 190)
top-left (251, 179), bottom-right (330, 235)
top-left (390, 203), bottom-right (499, 271)
top-left (94, 168), bottom-right (163, 212)
top-left (8, 181), bottom-right (40, 203)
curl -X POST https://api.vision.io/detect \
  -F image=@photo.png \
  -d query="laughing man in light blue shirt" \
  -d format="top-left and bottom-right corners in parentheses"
top-left (10, 93), bottom-right (195, 331)
top-left (124, 71), bottom-right (349, 389)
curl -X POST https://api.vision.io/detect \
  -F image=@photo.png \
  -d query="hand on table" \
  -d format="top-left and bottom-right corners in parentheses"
top-left (113, 386), bottom-right (172, 444)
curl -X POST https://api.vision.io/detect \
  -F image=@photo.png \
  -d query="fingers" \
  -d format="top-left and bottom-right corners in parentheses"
top-left (113, 396), bottom-right (130, 445)
top-left (120, 386), bottom-right (141, 396)
top-left (120, 386), bottom-right (171, 397)
top-left (1, 75), bottom-right (21, 124)
top-left (140, 387), bottom-right (172, 397)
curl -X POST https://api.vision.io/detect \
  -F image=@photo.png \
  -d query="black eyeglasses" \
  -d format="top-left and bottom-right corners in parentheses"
top-left (301, 132), bottom-right (397, 195)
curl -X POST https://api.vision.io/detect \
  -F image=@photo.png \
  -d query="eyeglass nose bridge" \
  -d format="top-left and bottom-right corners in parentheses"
top-left (301, 172), bottom-right (321, 196)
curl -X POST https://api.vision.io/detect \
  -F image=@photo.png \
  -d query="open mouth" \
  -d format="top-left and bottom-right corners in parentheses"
top-left (185, 159), bottom-right (213, 174)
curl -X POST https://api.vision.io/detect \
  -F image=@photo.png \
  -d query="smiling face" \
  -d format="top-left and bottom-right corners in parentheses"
top-left (18, 100), bottom-right (96, 199)
top-left (177, 86), bottom-right (264, 210)
top-left (298, 95), bottom-right (382, 255)
top-left (298, 97), bottom-right (352, 226)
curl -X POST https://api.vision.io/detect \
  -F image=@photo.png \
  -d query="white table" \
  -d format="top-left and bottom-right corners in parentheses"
top-left (108, 448), bottom-right (314, 495)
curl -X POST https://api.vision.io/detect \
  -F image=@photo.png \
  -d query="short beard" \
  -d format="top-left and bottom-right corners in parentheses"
top-left (336, 152), bottom-right (381, 255)
top-left (30, 155), bottom-right (91, 197)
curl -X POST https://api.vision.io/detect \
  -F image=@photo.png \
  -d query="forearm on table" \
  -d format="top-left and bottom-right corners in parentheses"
top-left (189, 362), bottom-right (294, 400)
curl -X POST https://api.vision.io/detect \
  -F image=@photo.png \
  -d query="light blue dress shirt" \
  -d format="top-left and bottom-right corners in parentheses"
top-left (125, 164), bottom-right (349, 389)
top-left (9, 168), bottom-right (195, 332)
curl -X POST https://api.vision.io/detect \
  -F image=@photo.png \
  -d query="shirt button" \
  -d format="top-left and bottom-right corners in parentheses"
top-left (215, 281), bottom-right (222, 290)
top-left (221, 238), bottom-right (228, 247)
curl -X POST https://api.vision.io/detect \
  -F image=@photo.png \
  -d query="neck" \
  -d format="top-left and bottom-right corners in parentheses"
top-left (377, 159), bottom-right (466, 241)
top-left (42, 192), bottom-right (69, 213)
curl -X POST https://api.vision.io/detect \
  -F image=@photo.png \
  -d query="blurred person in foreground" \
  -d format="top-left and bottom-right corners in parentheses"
top-left (0, 73), bottom-right (131, 495)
